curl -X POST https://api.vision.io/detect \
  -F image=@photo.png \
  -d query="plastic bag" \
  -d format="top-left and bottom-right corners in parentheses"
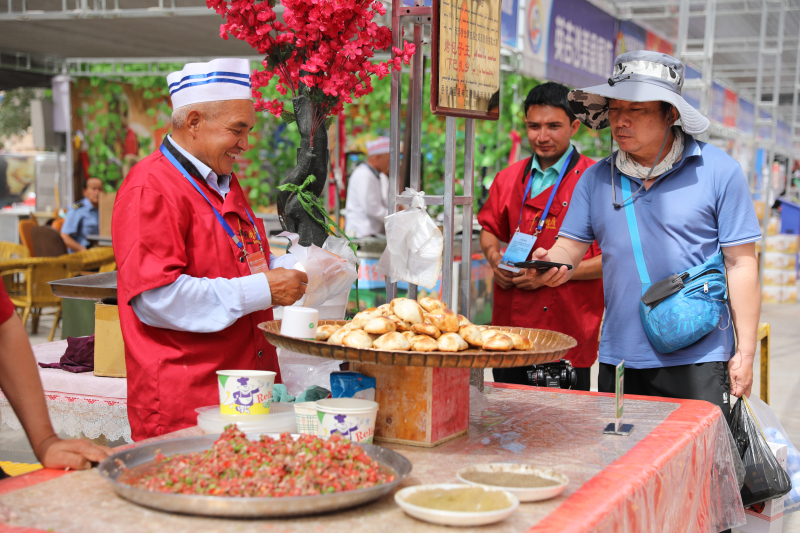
top-left (746, 395), bottom-right (800, 513)
top-left (330, 372), bottom-right (376, 400)
top-left (277, 348), bottom-right (343, 397)
top-left (730, 396), bottom-right (793, 506)
top-left (279, 232), bottom-right (358, 309)
top-left (375, 188), bottom-right (443, 289)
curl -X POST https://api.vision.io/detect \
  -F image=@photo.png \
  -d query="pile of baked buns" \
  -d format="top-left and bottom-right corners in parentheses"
top-left (315, 297), bottom-right (535, 353)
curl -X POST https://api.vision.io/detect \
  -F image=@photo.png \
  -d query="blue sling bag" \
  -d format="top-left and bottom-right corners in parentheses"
top-left (620, 176), bottom-right (729, 354)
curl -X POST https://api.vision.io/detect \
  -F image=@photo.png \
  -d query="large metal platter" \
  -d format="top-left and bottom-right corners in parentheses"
top-left (48, 271), bottom-right (117, 300)
top-left (260, 320), bottom-right (576, 368)
top-left (99, 434), bottom-right (412, 518)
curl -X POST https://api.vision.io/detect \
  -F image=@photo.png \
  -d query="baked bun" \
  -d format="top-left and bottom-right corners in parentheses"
top-left (419, 297), bottom-right (447, 312)
top-left (352, 308), bottom-right (383, 328)
top-left (316, 325), bottom-right (341, 341)
top-left (392, 298), bottom-right (425, 324)
top-left (412, 322), bottom-right (441, 339)
top-left (410, 335), bottom-right (438, 352)
top-left (328, 327), bottom-right (350, 345)
top-left (373, 332), bottom-right (411, 351)
top-left (483, 334), bottom-right (514, 351)
top-left (401, 331), bottom-right (417, 341)
top-left (376, 303), bottom-right (393, 316)
top-left (458, 324), bottom-right (484, 348)
top-left (457, 314), bottom-right (471, 328)
top-left (342, 329), bottom-right (375, 349)
top-left (437, 332), bottom-right (469, 352)
top-left (386, 314), bottom-right (412, 332)
top-left (506, 332), bottom-right (534, 351)
top-left (481, 329), bottom-right (500, 342)
top-left (364, 316), bottom-right (396, 335)
top-left (424, 309), bottom-right (460, 333)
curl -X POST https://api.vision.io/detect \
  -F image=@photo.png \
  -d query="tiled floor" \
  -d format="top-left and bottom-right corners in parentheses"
top-left (6, 307), bottom-right (800, 529)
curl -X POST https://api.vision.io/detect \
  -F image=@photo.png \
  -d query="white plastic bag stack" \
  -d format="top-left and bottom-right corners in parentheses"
top-left (375, 188), bottom-right (443, 289)
top-left (279, 231), bottom-right (358, 310)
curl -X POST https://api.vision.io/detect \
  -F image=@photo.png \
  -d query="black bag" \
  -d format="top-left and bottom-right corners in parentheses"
top-left (730, 397), bottom-right (792, 506)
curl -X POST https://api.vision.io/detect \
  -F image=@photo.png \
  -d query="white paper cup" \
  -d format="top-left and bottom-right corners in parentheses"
top-left (316, 398), bottom-right (379, 444)
top-left (280, 306), bottom-right (319, 340)
top-left (294, 401), bottom-right (320, 435)
top-left (217, 370), bottom-right (277, 415)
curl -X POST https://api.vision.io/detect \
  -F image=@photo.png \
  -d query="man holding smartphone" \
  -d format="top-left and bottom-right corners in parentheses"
top-left (478, 83), bottom-right (604, 389)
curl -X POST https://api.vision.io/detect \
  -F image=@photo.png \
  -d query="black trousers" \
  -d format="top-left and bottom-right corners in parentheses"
top-left (492, 366), bottom-right (591, 391)
top-left (598, 361), bottom-right (732, 425)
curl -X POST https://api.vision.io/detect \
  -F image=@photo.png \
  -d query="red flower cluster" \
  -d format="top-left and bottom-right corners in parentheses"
top-left (208, 0), bottom-right (415, 134)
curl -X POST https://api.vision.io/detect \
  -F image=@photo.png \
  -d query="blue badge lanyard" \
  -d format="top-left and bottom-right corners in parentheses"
top-left (515, 146), bottom-right (574, 235)
top-left (159, 143), bottom-right (264, 255)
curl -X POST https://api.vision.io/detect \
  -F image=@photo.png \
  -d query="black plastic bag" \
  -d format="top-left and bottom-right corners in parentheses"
top-left (730, 396), bottom-right (792, 506)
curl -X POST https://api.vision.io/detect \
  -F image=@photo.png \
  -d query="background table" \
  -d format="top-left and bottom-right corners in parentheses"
top-left (0, 384), bottom-right (745, 533)
top-left (0, 340), bottom-right (131, 444)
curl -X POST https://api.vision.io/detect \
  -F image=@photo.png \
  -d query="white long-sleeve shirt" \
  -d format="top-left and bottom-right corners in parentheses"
top-left (344, 163), bottom-right (387, 238)
top-left (130, 136), bottom-right (298, 333)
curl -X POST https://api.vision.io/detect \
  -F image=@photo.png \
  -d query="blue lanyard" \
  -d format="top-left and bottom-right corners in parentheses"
top-left (159, 143), bottom-right (263, 253)
top-left (516, 146), bottom-right (574, 234)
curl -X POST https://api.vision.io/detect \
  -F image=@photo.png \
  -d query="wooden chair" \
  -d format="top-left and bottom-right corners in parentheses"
top-left (31, 226), bottom-right (68, 257)
top-left (18, 220), bottom-right (36, 257)
top-left (0, 256), bottom-right (78, 341)
top-left (52, 218), bottom-right (65, 232)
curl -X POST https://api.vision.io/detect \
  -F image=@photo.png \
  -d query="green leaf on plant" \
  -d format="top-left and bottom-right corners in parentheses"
top-left (324, 116), bottom-right (333, 129)
top-left (281, 112), bottom-right (296, 124)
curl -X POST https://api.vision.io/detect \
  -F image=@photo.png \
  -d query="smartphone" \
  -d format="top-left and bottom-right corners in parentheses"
top-left (512, 260), bottom-right (573, 271)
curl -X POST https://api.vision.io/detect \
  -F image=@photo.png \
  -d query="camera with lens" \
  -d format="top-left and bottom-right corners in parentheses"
top-left (527, 359), bottom-right (577, 389)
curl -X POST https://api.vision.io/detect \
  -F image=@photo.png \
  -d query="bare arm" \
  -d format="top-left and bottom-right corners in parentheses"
top-left (480, 229), bottom-right (515, 290)
top-left (60, 232), bottom-right (86, 252)
top-left (530, 238), bottom-right (593, 286)
top-left (570, 254), bottom-right (602, 281)
top-left (723, 242), bottom-right (760, 398)
top-left (0, 314), bottom-right (111, 468)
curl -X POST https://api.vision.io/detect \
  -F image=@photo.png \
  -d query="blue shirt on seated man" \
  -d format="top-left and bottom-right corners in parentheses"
top-left (61, 177), bottom-right (102, 252)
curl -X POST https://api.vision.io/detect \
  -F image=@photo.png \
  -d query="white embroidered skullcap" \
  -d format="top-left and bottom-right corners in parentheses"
top-left (366, 137), bottom-right (390, 156)
top-left (167, 58), bottom-right (252, 111)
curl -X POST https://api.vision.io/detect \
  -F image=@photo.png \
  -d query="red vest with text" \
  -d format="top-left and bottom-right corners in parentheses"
top-left (478, 152), bottom-right (604, 368)
top-left (113, 149), bottom-right (279, 441)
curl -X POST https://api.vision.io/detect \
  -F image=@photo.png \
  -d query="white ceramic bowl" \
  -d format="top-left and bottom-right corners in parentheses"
top-left (394, 483), bottom-right (519, 527)
top-left (456, 463), bottom-right (568, 503)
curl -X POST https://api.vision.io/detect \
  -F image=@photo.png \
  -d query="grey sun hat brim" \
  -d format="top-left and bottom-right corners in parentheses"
top-left (568, 82), bottom-right (710, 136)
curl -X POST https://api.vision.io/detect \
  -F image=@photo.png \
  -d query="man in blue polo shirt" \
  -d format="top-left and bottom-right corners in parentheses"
top-left (531, 51), bottom-right (761, 422)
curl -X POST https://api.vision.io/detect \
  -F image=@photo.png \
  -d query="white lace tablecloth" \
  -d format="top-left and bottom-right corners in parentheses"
top-left (0, 340), bottom-right (131, 443)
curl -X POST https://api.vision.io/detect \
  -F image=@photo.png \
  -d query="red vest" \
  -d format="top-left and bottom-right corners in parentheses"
top-left (112, 149), bottom-right (279, 441)
top-left (477, 152), bottom-right (604, 368)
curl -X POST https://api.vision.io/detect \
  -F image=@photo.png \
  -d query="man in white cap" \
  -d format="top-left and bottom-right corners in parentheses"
top-left (533, 52), bottom-right (761, 423)
top-left (345, 137), bottom-right (391, 238)
top-left (112, 58), bottom-right (308, 440)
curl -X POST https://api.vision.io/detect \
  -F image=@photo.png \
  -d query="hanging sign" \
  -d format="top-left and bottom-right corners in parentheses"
top-left (546, 0), bottom-right (616, 88)
top-left (615, 21), bottom-right (646, 57)
top-left (500, 0), bottom-right (519, 48)
top-left (738, 98), bottom-right (755, 135)
top-left (710, 82), bottom-right (726, 125)
top-left (431, 0), bottom-right (502, 119)
top-left (521, 0), bottom-right (551, 79)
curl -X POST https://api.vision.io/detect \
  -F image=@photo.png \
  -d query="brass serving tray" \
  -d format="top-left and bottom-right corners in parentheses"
top-left (260, 320), bottom-right (576, 368)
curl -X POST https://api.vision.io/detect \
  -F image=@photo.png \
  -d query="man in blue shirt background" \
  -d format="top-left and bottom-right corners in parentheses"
top-left (531, 51), bottom-right (761, 422)
top-left (60, 177), bottom-right (102, 252)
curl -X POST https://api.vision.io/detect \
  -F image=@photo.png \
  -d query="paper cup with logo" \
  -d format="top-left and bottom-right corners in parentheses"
top-left (316, 398), bottom-right (379, 444)
top-left (280, 306), bottom-right (319, 340)
top-left (217, 370), bottom-right (276, 415)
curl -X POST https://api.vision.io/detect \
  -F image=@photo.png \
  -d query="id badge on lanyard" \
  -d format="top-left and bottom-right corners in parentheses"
top-left (159, 143), bottom-right (267, 275)
top-left (498, 147), bottom-right (574, 274)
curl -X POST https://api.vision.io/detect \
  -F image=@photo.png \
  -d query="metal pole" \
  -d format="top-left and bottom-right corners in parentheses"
top-left (460, 119), bottom-right (475, 318)
top-left (386, 0), bottom-right (402, 302)
top-left (407, 22), bottom-right (424, 302)
top-left (676, 0), bottom-right (691, 57)
top-left (699, 0), bottom-right (716, 121)
top-left (442, 117), bottom-right (457, 308)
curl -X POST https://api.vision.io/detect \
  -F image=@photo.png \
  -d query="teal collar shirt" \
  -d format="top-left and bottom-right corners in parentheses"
top-left (528, 146), bottom-right (572, 199)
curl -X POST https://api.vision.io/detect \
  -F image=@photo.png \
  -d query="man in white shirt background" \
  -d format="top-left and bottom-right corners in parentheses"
top-left (344, 137), bottom-right (391, 238)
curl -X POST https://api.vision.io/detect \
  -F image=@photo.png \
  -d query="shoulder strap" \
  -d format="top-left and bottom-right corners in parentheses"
top-left (620, 175), bottom-right (651, 295)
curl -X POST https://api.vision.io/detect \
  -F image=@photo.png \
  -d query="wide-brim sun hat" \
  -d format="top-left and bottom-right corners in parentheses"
top-left (567, 51), bottom-right (710, 136)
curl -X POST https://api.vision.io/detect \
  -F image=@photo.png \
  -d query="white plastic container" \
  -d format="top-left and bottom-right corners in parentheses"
top-left (280, 306), bottom-right (319, 340)
top-left (196, 403), bottom-right (297, 437)
top-left (294, 401), bottom-right (320, 435)
top-left (315, 398), bottom-right (379, 444)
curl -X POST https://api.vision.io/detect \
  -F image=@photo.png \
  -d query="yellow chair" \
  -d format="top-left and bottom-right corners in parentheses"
top-left (18, 220), bottom-right (36, 257)
top-left (67, 247), bottom-right (116, 276)
top-left (0, 256), bottom-right (79, 341)
top-left (52, 218), bottom-right (65, 233)
top-left (0, 242), bottom-right (30, 298)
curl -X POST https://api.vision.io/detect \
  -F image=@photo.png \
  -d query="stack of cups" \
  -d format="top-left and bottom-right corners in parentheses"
top-left (280, 307), bottom-right (319, 340)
